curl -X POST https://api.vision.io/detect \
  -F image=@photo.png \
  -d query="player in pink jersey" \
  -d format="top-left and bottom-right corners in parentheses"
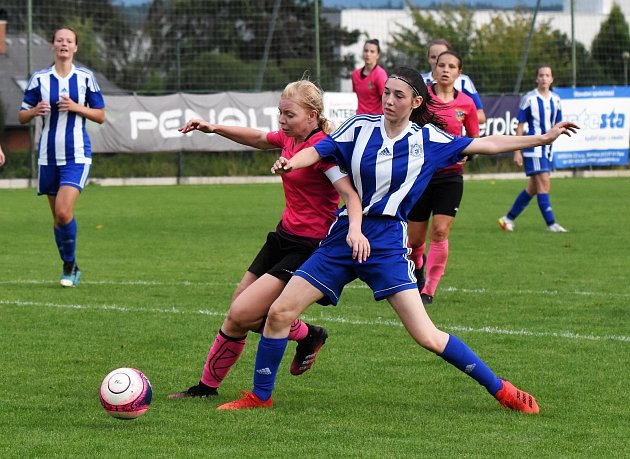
top-left (422, 38), bottom-right (486, 124)
top-left (408, 50), bottom-right (479, 305)
top-left (168, 80), bottom-right (369, 399)
top-left (352, 39), bottom-right (388, 114)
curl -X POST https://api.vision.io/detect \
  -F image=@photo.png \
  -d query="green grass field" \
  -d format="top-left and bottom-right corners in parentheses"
top-left (1, 178), bottom-right (628, 458)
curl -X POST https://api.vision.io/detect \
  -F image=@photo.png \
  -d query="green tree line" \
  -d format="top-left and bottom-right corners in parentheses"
top-left (385, 2), bottom-right (630, 93)
top-left (3, 0), bottom-right (629, 93)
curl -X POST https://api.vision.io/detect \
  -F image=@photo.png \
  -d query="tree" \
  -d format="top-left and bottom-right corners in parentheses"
top-left (385, 2), bottom-right (476, 71)
top-left (591, 3), bottom-right (630, 86)
top-left (386, 4), bottom-right (602, 94)
top-left (6, 0), bottom-right (133, 88)
top-left (135, 0), bottom-right (360, 93)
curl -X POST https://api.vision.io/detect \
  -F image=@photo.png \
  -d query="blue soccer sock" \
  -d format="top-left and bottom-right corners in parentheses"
top-left (537, 193), bottom-right (555, 225)
top-left (53, 226), bottom-right (65, 261)
top-left (252, 335), bottom-right (288, 401)
top-left (59, 218), bottom-right (77, 263)
top-left (439, 334), bottom-right (503, 396)
top-left (507, 190), bottom-right (533, 221)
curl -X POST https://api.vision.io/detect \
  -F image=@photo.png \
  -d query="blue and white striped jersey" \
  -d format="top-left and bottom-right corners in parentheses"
top-left (517, 89), bottom-right (562, 158)
top-left (314, 115), bottom-right (473, 221)
top-left (21, 65), bottom-right (105, 166)
top-left (422, 71), bottom-right (483, 110)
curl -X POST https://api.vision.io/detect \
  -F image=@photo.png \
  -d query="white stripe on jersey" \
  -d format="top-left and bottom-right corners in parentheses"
top-left (317, 115), bottom-right (471, 221)
top-left (382, 127), bottom-right (425, 216)
top-left (517, 89), bottom-right (562, 158)
top-left (22, 65), bottom-right (104, 166)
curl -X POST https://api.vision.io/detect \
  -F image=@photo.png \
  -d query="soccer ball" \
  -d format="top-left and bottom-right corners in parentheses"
top-left (99, 367), bottom-right (152, 419)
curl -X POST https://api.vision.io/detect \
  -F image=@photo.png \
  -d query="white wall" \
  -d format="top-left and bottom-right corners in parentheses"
top-left (564, 0), bottom-right (630, 15)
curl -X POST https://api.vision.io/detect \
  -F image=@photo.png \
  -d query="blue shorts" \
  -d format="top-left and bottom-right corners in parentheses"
top-left (295, 216), bottom-right (416, 305)
top-left (524, 154), bottom-right (551, 177)
top-left (38, 163), bottom-right (91, 195)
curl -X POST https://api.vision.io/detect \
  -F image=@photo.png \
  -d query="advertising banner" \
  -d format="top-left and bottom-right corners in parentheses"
top-left (88, 92), bottom-right (283, 153)
top-left (88, 88), bottom-right (629, 170)
top-left (552, 87), bottom-right (630, 168)
top-left (88, 91), bottom-right (358, 153)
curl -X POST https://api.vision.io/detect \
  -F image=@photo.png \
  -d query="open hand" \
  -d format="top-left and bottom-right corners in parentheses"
top-left (179, 119), bottom-right (212, 134)
top-left (546, 122), bottom-right (580, 143)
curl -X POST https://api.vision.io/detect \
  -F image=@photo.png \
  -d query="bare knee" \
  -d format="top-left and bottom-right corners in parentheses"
top-left (430, 227), bottom-right (449, 241)
top-left (223, 303), bottom-right (264, 335)
top-left (266, 298), bottom-right (300, 330)
top-left (54, 209), bottom-right (74, 226)
top-left (414, 329), bottom-right (449, 354)
top-left (408, 233), bottom-right (424, 249)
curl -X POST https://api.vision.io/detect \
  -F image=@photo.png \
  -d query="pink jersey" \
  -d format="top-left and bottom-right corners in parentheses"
top-left (428, 85), bottom-right (479, 176)
top-left (266, 129), bottom-right (341, 240)
top-left (352, 65), bottom-right (388, 115)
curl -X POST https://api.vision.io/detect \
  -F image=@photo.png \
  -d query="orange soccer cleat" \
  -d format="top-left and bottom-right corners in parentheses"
top-left (495, 379), bottom-right (540, 414)
top-left (216, 391), bottom-right (273, 411)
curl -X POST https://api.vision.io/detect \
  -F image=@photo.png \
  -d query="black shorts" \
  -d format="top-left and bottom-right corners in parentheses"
top-left (248, 223), bottom-right (320, 283)
top-left (407, 174), bottom-right (464, 222)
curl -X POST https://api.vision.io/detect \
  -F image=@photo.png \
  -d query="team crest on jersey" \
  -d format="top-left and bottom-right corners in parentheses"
top-left (409, 143), bottom-right (422, 158)
top-left (80, 85), bottom-right (87, 95)
top-left (456, 110), bottom-right (465, 122)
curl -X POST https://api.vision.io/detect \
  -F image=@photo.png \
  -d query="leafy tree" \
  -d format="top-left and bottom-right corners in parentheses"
top-left (387, 4), bottom-right (602, 94)
top-left (591, 3), bottom-right (630, 85)
top-left (471, 12), bottom-right (601, 92)
top-left (137, 0), bottom-right (360, 93)
top-left (6, 0), bottom-right (132, 88)
top-left (385, 2), bottom-right (476, 72)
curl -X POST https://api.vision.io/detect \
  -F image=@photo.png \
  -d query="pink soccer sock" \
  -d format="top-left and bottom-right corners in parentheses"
top-left (288, 319), bottom-right (309, 341)
top-left (200, 330), bottom-right (246, 388)
top-left (408, 243), bottom-right (426, 270)
top-left (422, 239), bottom-right (449, 297)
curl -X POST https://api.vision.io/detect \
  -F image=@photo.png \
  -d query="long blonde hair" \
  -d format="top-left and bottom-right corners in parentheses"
top-left (281, 80), bottom-right (332, 134)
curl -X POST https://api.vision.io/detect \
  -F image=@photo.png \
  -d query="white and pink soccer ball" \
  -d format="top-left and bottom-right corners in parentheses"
top-left (99, 367), bottom-right (152, 419)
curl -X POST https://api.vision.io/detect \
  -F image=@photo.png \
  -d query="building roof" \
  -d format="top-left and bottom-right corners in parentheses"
top-left (1, 32), bottom-right (125, 128)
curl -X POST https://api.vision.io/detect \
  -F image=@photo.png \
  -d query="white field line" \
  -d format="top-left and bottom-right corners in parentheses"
top-left (1, 296), bottom-right (628, 344)
top-left (2, 278), bottom-right (630, 300)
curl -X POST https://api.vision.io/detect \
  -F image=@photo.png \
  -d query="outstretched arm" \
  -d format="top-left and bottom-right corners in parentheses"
top-left (179, 118), bottom-right (274, 150)
top-left (271, 147), bottom-right (321, 174)
top-left (463, 121), bottom-right (579, 155)
top-left (333, 176), bottom-right (370, 263)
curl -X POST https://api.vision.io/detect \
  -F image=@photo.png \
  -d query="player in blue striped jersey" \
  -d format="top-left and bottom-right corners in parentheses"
top-left (421, 39), bottom-right (486, 124)
top-left (19, 27), bottom-right (106, 287)
top-left (219, 67), bottom-right (578, 414)
top-left (498, 64), bottom-right (568, 233)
